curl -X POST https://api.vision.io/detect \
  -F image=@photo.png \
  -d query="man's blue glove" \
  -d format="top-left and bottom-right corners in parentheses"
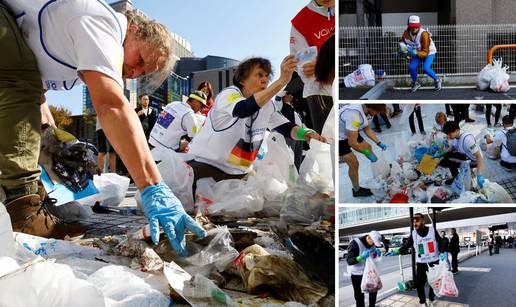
top-left (377, 142), bottom-right (387, 151)
top-left (141, 182), bottom-right (207, 257)
top-left (477, 175), bottom-right (485, 189)
top-left (439, 252), bottom-right (448, 261)
top-left (373, 248), bottom-right (382, 256)
top-left (385, 248), bottom-right (400, 256)
top-left (407, 46), bottom-right (417, 57)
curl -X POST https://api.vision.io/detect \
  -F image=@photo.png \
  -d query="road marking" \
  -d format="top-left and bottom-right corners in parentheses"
top-left (458, 267), bottom-right (491, 272)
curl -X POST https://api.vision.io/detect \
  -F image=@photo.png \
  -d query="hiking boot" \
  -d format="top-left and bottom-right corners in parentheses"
top-left (465, 117), bottom-right (475, 123)
top-left (5, 194), bottom-right (85, 239)
top-left (410, 82), bottom-right (421, 93)
top-left (352, 187), bottom-right (373, 197)
top-left (435, 79), bottom-right (442, 91)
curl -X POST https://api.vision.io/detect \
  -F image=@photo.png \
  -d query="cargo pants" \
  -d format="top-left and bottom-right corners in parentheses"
top-left (0, 2), bottom-right (43, 202)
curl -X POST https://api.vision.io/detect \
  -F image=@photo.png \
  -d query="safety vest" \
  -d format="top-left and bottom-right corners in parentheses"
top-left (412, 225), bottom-right (439, 263)
top-left (347, 238), bottom-right (367, 275)
top-left (149, 101), bottom-right (198, 151)
top-left (403, 28), bottom-right (437, 56)
top-left (4, 0), bottom-right (125, 90)
top-left (291, 3), bottom-right (335, 51)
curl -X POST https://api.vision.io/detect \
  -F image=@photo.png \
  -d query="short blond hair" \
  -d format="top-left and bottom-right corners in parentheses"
top-left (124, 10), bottom-right (174, 92)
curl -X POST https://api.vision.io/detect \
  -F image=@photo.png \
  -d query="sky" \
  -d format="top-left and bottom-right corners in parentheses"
top-left (45, 0), bottom-right (308, 115)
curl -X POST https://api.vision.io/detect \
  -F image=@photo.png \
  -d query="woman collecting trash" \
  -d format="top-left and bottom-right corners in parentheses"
top-left (339, 104), bottom-right (388, 197)
top-left (399, 15), bottom-right (442, 93)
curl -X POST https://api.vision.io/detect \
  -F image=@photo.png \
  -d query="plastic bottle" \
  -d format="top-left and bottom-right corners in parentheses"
top-left (0, 202), bottom-right (15, 257)
top-left (361, 149), bottom-right (378, 162)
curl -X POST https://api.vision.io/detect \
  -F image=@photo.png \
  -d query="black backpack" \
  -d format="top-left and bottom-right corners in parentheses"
top-left (502, 128), bottom-right (516, 156)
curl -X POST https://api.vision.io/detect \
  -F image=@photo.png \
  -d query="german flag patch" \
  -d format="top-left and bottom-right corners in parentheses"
top-left (227, 139), bottom-right (264, 168)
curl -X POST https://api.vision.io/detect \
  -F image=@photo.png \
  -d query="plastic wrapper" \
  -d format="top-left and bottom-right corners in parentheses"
top-left (182, 274), bottom-right (236, 307)
top-left (235, 244), bottom-right (328, 305)
top-left (78, 173), bottom-right (130, 207)
top-left (451, 191), bottom-right (488, 203)
top-left (371, 151), bottom-right (391, 179)
top-left (280, 184), bottom-right (333, 225)
top-left (298, 139), bottom-right (333, 194)
top-left (113, 238), bottom-right (164, 272)
top-left (195, 178), bottom-right (264, 217)
top-left (450, 161), bottom-right (472, 195)
top-left (360, 257), bottom-right (383, 293)
top-left (427, 186), bottom-right (453, 203)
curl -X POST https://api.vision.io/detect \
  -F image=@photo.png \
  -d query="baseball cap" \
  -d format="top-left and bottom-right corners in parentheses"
top-left (368, 230), bottom-right (383, 247)
top-left (408, 15), bottom-right (421, 27)
top-left (188, 91), bottom-right (208, 106)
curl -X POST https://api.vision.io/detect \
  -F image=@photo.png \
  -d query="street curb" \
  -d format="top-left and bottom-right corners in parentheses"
top-left (360, 80), bottom-right (390, 100)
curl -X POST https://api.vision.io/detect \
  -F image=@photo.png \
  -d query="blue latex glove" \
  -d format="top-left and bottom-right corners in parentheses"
top-left (385, 248), bottom-right (400, 256)
top-left (141, 182), bottom-right (207, 257)
top-left (477, 175), bottom-right (485, 189)
top-left (356, 250), bottom-right (370, 262)
top-left (407, 46), bottom-right (417, 57)
top-left (378, 142), bottom-right (387, 151)
top-left (439, 252), bottom-right (448, 261)
top-left (373, 248), bottom-right (382, 256)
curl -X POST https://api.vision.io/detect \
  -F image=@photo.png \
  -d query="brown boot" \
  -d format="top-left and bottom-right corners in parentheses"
top-left (5, 194), bottom-right (85, 240)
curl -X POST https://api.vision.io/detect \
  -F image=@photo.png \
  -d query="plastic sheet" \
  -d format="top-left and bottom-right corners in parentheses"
top-left (78, 173), bottom-right (130, 207)
top-left (298, 139), bottom-right (334, 194)
top-left (371, 151), bottom-right (391, 179)
top-left (450, 161), bottom-right (472, 195)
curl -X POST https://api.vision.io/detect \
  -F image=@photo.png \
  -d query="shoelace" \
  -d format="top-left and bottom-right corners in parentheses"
top-left (37, 197), bottom-right (62, 227)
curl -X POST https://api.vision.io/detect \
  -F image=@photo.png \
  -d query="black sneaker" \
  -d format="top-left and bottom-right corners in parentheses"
top-left (353, 187), bottom-right (373, 197)
top-left (373, 127), bottom-right (382, 133)
top-left (465, 117), bottom-right (475, 123)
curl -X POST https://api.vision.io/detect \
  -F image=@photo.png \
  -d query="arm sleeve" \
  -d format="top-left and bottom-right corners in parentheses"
top-left (232, 95), bottom-right (261, 118)
top-left (69, 16), bottom-right (125, 89)
top-left (435, 229), bottom-right (445, 253)
top-left (417, 32), bottom-right (431, 58)
top-left (273, 122), bottom-right (297, 139)
top-left (268, 106), bottom-right (291, 131)
top-left (182, 113), bottom-right (201, 138)
top-left (399, 235), bottom-right (414, 254)
top-left (344, 111), bottom-right (363, 133)
top-left (346, 240), bottom-right (360, 266)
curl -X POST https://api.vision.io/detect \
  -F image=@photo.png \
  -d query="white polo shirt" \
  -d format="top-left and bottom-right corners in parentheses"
top-left (339, 104), bottom-right (368, 141)
top-left (452, 132), bottom-right (480, 161)
top-left (493, 128), bottom-right (516, 163)
top-left (5, 0), bottom-right (126, 90)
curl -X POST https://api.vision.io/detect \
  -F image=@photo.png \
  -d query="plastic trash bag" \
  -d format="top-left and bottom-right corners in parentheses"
top-left (298, 139), bottom-right (333, 194)
top-left (490, 59), bottom-right (510, 93)
top-left (427, 185), bottom-right (453, 203)
top-left (481, 179), bottom-right (513, 203)
top-left (360, 257), bottom-right (383, 293)
top-left (366, 177), bottom-right (388, 200)
top-left (451, 191), bottom-right (488, 203)
top-left (155, 148), bottom-right (195, 212)
top-left (0, 261), bottom-right (106, 307)
top-left (438, 269), bottom-right (459, 297)
top-left (235, 244), bottom-right (328, 305)
top-left (344, 64), bottom-right (375, 88)
top-left (87, 265), bottom-right (170, 307)
top-left (195, 178), bottom-right (264, 217)
top-left (477, 63), bottom-right (496, 91)
top-left (280, 184), bottom-right (333, 225)
top-left (371, 151), bottom-right (390, 179)
top-left (427, 261), bottom-right (447, 295)
top-left (183, 274), bottom-right (236, 307)
top-left (82, 173), bottom-right (130, 207)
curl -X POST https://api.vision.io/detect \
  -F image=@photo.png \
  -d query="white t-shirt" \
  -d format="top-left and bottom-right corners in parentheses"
top-left (493, 128), bottom-right (516, 163)
top-left (452, 132), bottom-right (480, 161)
top-left (149, 101), bottom-right (200, 151)
top-left (339, 104), bottom-right (368, 141)
top-left (432, 122), bottom-right (443, 133)
top-left (189, 86), bottom-right (290, 175)
top-left (5, 0), bottom-right (126, 90)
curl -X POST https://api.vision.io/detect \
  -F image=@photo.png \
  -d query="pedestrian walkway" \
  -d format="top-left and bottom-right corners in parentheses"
top-left (339, 103), bottom-right (516, 203)
top-left (379, 293), bottom-right (468, 307)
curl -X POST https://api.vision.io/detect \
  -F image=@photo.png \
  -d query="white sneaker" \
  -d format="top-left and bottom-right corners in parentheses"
top-left (411, 81), bottom-right (421, 92)
top-left (429, 300), bottom-right (436, 307)
top-left (420, 303), bottom-right (427, 307)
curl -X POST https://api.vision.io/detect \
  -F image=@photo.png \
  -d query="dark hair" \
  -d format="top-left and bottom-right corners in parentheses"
top-left (315, 35), bottom-right (335, 85)
top-left (197, 81), bottom-right (213, 101)
top-left (413, 213), bottom-right (425, 220)
top-left (364, 104), bottom-right (387, 113)
top-left (233, 57), bottom-right (272, 90)
top-left (502, 115), bottom-right (513, 126)
top-left (443, 121), bottom-right (460, 134)
top-left (139, 93), bottom-right (149, 99)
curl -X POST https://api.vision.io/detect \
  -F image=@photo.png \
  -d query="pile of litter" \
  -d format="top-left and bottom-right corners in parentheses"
top-left (364, 133), bottom-right (513, 203)
top-left (477, 58), bottom-right (511, 93)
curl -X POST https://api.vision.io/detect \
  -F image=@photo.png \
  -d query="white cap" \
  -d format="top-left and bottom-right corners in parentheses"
top-left (368, 231), bottom-right (383, 247)
top-left (408, 15), bottom-right (421, 27)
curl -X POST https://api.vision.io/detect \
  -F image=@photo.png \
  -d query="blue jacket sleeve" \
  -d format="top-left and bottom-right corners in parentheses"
top-left (232, 95), bottom-right (260, 118)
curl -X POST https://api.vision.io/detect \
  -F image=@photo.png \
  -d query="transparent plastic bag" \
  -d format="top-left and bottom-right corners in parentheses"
top-left (344, 64), bottom-right (375, 88)
top-left (371, 151), bottom-right (390, 179)
top-left (481, 179), bottom-right (513, 203)
top-left (182, 274), bottom-right (236, 307)
top-left (477, 63), bottom-right (496, 90)
top-left (360, 257), bottom-right (383, 293)
top-left (0, 202), bottom-right (15, 258)
top-left (298, 139), bottom-right (333, 194)
top-left (438, 268), bottom-right (459, 297)
top-left (195, 178), bottom-right (264, 217)
top-left (489, 59), bottom-right (510, 93)
top-left (427, 261), bottom-right (447, 295)
top-left (450, 161), bottom-right (471, 195)
top-left (79, 173), bottom-right (130, 207)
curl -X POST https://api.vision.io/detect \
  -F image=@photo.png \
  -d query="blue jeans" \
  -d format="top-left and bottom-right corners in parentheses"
top-left (409, 54), bottom-right (438, 82)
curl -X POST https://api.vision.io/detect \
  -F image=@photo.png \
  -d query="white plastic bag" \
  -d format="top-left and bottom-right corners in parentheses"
top-left (476, 63), bottom-right (496, 91)
top-left (0, 261), bottom-right (106, 307)
top-left (490, 59), bottom-right (510, 93)
top-left (298, 139), bottom-right (334, 194)
top-left (371, 151), bottom-right (390, 179)
top-left (195, 178), bottom-right (264, 217)
top-left (450, 161), bottom-right (471, 195)
top-left (481, 179), bottom-right (513, 203)
top-left (427, 261), bottom-right (447, 295)
top-left (80, 173), bottom-right (130, 207)
top-left (156, 148), bottom-right (195, 212)
top-left (344, 64), bottom-right (375, 88)
top-left (360, 257), bottom-right (382, 293)
top-left (438, 269), bottom-right (459, 297)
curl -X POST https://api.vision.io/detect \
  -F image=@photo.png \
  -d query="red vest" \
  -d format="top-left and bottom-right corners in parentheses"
top-left (291, 6), bottom-right (335, 51)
